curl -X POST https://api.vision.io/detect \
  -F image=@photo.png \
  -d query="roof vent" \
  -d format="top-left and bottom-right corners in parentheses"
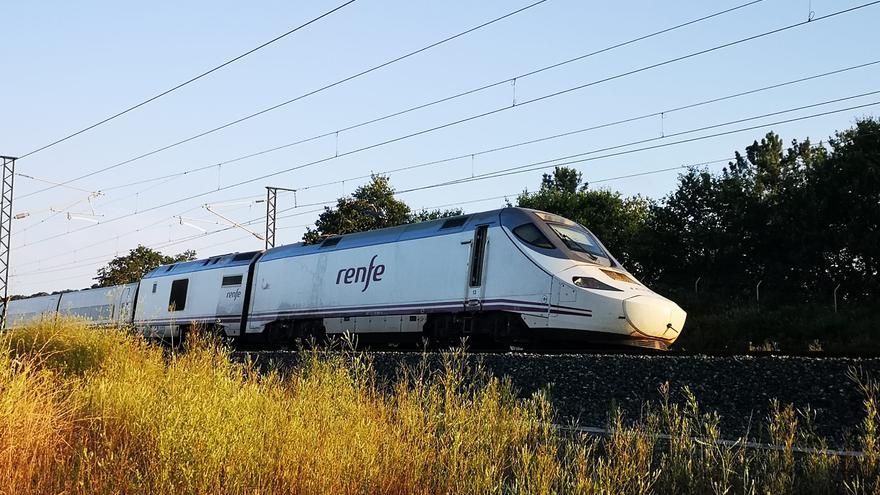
top-left (231, 251), bottom-right (258, 262)
top-left (440, 216), bottom-right (469, 229)
top-left (321, 237), bottom-right (341, 248)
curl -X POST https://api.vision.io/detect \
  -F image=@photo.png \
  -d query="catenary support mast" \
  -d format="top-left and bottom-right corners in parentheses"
top-left (0, 156), bottom-right (16, 329)
top-left (265, 186), bottom-right (296, 250)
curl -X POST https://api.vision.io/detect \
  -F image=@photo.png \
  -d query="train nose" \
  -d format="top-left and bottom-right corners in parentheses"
top-left (623, 295), bottom-right (687, 340)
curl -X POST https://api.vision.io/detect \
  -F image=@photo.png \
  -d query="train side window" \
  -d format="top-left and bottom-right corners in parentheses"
top-left (221, 275), bottom-right (243, 286)
top-left (168, 279), bottom-right (189, 312)
top-left (512, 223), bottom-right (554, 249)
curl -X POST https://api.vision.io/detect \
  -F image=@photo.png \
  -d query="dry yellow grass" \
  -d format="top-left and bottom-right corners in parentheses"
top-left (1, 317), bottom-right (879, 494)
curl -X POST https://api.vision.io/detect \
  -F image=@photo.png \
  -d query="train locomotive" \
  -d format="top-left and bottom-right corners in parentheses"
top-left (3, 208), bottom-right (686, 349)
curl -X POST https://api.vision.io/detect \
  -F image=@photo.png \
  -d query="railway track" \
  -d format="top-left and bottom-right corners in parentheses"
top-left (235, 343), bottom-right (880, 359)
top-left (556, 424), bottom-right (866, 458)
top-left (238, 348), bottom-right (880, 444)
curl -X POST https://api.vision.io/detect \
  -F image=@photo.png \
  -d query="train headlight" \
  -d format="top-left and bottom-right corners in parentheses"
top-left (600, 269), bottom-right (637, 284)
top-left (572, 277), bottom-right (622, 291)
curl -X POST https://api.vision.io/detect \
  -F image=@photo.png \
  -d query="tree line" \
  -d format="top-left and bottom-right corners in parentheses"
top-left (522, 118), bottom-right (880, 306)
top-left (299, 118), bottom-right (879, 307)
top-left (85, 118), bottom-right (878, 307)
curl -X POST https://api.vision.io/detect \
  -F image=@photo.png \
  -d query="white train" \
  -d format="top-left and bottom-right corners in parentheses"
top-left (3, 208), bottom-right (686, 349)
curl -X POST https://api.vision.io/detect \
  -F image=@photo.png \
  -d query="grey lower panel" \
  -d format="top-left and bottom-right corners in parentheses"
top-left (324, 314), bottom-right (427, 334)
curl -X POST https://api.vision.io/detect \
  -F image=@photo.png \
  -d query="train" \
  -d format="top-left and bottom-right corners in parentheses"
top-left (2, 207), bottom-right (686, 349)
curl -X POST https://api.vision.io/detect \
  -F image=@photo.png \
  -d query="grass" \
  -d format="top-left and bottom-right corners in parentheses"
top-left (2, 317), bottom-right (880, 494)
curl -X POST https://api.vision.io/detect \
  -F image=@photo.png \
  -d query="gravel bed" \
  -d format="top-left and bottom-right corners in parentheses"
top-left (241, 351), bottom-right (880, 443)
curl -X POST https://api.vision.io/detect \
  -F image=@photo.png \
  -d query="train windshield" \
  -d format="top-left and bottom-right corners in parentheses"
top-left (546, 223), bottom-right (607, 260)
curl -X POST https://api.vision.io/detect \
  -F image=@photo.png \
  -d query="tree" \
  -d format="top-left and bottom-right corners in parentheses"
top-left (516, 167), bottom-right (652, 268)
top-left (641, 122), bottom-right (880, 302)
top-left (94, 246), bottom-right (196, 287)
top-left (410, 208), bottom-right (465, 223)
top-left (303, 175), bottom-right (462, 243)
top-left (806, 118), bottom-right (880, 298)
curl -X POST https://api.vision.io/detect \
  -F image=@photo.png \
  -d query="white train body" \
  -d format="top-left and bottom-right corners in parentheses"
top-left (3, 293), bottom-right (61, 328)
top-left (3, 283), bottom-right (138, 328)
top-left (244, 208), bottom-right (684, 348)
top-left (133, 252), bottom-right (258, 339)
top-left (3, 208), bottom-right (686, 349)
top-left (58, 283), bottom-right (139, 326)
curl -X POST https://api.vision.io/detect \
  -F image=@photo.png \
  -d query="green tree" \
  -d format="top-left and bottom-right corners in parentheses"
top-left (410, 208), bottom-right (465, 223)
top-left (515, 167), bottom-right (652, 268)
top-left (806, 118), bottom-right (880, 298)
top-left (642, 125), bottom-right (880, 301)
top-left (95, 246), bottom-right (196, 287)
top-left (302, 175), bottom-right (462, 244)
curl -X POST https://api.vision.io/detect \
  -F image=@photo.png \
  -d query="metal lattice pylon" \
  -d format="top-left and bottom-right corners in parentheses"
top-left (0, 156), bottom-right (15, 330)
top-left (265, 186), bottom-right (296, 250)
top-left (265, 187), bottom-right (277, 250)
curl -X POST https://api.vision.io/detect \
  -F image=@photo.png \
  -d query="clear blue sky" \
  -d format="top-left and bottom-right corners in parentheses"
top-left (1, 0), bottom-right (878, 295)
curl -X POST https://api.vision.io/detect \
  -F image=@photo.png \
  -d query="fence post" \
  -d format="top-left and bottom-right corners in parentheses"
top-left (756, 280), bottom-right (763, 305)
top-left (834, 283), bottom-right (841, 313)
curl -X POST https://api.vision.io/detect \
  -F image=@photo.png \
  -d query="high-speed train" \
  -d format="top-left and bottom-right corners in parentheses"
top-left (3, 208), bottom-right (686, 349)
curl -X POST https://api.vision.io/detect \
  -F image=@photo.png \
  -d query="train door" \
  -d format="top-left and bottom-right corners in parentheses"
top-left (118, 286), bottom-right (133, 324)
top-left (464, 225), bottom-right (489, 310)
top-left (216, 273), bottom-right (245, 336)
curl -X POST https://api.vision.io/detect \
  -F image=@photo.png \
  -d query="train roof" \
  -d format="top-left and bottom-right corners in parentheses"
top-left (143, 251), bottom-right (260, 279)
top-left (143, 207), bottom-right (562, 274)
top-left (259, 208), bottom-right (508, 262)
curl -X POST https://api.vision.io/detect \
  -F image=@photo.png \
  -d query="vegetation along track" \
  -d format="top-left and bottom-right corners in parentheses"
top-left (240, 349), bottom-right (880, 445)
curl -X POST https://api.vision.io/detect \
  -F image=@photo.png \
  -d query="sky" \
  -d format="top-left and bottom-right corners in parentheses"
top-left (1, 0), bottom-right (878, 295)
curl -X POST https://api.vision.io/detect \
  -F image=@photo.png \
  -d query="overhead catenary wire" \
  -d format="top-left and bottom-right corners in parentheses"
top-left (12, 159), bottom-right (736, 280)
top-left (14, 173), bottom-right (100, 195)
top-left (30, 58), bottom-right (871, 243)
top-left (25, 0), bottom-right (876, 203)
top-left (8, 1), bottom-right (880, 296)
top-left (17, 0), bottom-right (551, 198)
top-left (82, 0), bottom-right (774, 196)
top-left (15, 61), bottom-right (880, 253)
top-left (14, 95), bottom-right (880, 278)
top-left (278, 62), bottom-right (880, 197)
top-left (12, 2), bottom-right (876, 286)
top-left (17, 0), bottom-right (877, 242)
top-left (11, 207), bottom-right (327, 278)
top-left (15, 0), bottom-right (359, 161)
top-left (13, 192), bottom-right (274, 264)
top-left (397, 99), bottom-right (880, 193)
top-left (88, 55), bottom-right (880, 201)
top-left (14, 94), bottom-right (880, 278)
top-left (12, 0), bottom-right (773, 239)
top-left (260, 99), bottom-right (880, 207)
top-left (11, 1), bottom-right (843, 241)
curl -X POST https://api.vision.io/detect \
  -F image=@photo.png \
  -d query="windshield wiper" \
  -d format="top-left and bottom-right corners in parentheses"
top-left (555, 232), bottom-right (598, 261)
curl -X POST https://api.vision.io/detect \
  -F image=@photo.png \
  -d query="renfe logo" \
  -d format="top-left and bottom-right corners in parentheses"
top-left (336, 255), bottom-right (385, 292)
